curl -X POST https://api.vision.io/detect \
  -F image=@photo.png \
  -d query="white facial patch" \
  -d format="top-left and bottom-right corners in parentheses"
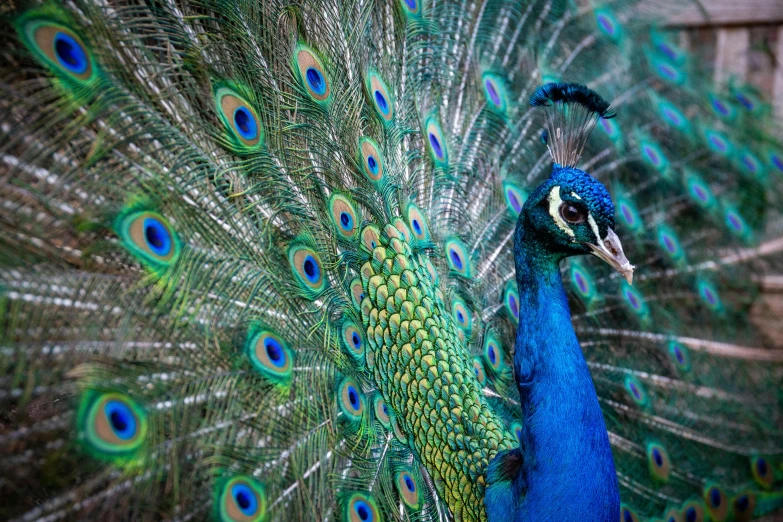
top-left (587, 212), bottom-right (602, 244)
top-left (547, 186), bottom-right (575, 237)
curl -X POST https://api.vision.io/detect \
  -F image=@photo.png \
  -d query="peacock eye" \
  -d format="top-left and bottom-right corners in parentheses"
top-left (559, 202), bottom-right (586, 224)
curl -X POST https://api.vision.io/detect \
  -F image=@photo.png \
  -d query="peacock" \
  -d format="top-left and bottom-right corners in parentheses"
top-left (1, 0), bottom-right (782, 521)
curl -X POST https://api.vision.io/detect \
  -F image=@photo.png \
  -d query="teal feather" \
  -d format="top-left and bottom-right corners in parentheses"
top-left (1, 1), bottom-right (782, 521)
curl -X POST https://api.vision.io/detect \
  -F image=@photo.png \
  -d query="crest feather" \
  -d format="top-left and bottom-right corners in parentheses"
top-left (531, 82), bottom-right (615, 168)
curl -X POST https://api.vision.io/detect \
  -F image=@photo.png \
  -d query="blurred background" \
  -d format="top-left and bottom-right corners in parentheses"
top-left (663, 0), bottom-right (783, 345)
top-left (667, 0), bottom-right (782, 122)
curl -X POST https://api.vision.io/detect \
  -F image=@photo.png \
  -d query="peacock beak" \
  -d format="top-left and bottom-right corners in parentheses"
top-left (584, 228), bottom-right (634, 285)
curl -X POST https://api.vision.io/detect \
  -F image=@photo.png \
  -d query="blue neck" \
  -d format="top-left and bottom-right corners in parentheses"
top-left (486, 219), bottom-right (619, 521)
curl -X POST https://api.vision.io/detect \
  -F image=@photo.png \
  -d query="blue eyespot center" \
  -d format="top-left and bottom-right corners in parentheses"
top-left (674, 346), bottom-right (684, 364)
top-left (233, 106), bottom-right (258, 140)
top-left (354, 501), bottom-right (371, 521)
top-left (404, 0), bottom-right (417, 9)
top-left (367, 155), bottom-right (378, 173)
top-left (757, 458), bottom-right (768, 476)
top-left (429, 133), bottom-right (444, 159)
top-left (374, 90), bottom-right (389, 114)
top-left (449, 249), bottom-right (463, 270)
top-left (575, 272), bottom-right (588, 293)
top-left (488, 346), bottom-right (496, 364)
top-left (736, 495), bottom-right (749, 512)
top-left (143, 218), bottom-right (172, 257)
top-left (508, 191), bottom-right (522, 212)
top-left (485, 80), bottom-right (501, 106)
top-left (710, 487), bottom-right (721, 507)
top-left (597, 15), bottom-right (615, 35)
top-left (264, 337), bottom-right (286, 367)
top-left (53, 32), bottom-right (88, 74)
top-left (339, 212), bottom-right (353, 231)
top-left (412, 219), bottom-right (422, 234)
top-left (348, 386), bottom-right (360, 410)
top-left (737, 93), bottom-right (753, 110)
top-left (685, 507), bottom-right (697, 522)
top-left (306, 67), bottom-right (326, 96)
top-left (457, 311), bottom-right (464, 323)
top-left (404, 475), bottom-right (416, 492)
top-left (623, 508), bottom-right (633, 522)
top-left (105, 400), bottom-right (136, 440)
top-left (659, 43), bottom-right (677, 60)
top-left (653, 448), bottom-right (663, 467)
top-left (303, 256), bottom-right (320, 282)
top-left (352, 332), bottom-right (361, 348)
top-left (509, 295), bottom-right (518, 317)
top-left (231, 484), bottom-right (258, 516)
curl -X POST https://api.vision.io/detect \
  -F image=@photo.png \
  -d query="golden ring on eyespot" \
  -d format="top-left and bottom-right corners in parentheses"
top-left (30, 23), bottom-right (93, 81)
top-left (296, 47), bottom-right (330, 102)
top-left (218, 91), bottom-right (261, 147)
top-left (127, 212), bottom-right (177, 262)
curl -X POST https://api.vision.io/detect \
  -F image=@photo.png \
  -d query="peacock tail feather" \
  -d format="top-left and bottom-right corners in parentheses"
top-left (1, 1), bottom-right (782, 521)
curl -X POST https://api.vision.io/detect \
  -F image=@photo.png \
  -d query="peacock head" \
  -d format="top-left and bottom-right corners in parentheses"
top-left (521, 82), bottom-right (634, 283)
top-left (521, 165), bottom-right (633, 284)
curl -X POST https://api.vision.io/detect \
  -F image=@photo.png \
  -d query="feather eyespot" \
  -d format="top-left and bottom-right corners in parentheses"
top-left (503, 283), bottom-right (520, 322)
top-left (482, 73), bottom-right (508, 113)
top-left (511, 422), bottom-right (523, 443)
top-left (451, 298), bottom-right (471, 332)
top-left (329, 195), bottom-right (359, 240)
top-left (503, 182), bottom-right (527, 216)
top-left (346, 493), bottom-right (380, 522)
top-left (406, 204), bottom-right (430, 242)
top-left (484, 335), bottom-right (504, 372)
top-left (704, 485), bottom-right (728, 521)
top-left (214, 86), bottom-right (263, 150)
top-left (395, 470), bottom-right (421, 509)
top-left (288, 245), bottom-right (327, 297)
top-left (399, 0), bottom-right (421, 16)
top-left (620, 506), bottom-right (639, 522)
top-left (116, 210), bottom-right (181, 272)
top-left (361, 225), bottom-right (381, 252)
top-left (338, 378), bottom-right (365, 421)
top-left (624, 375), bottom-right (647, 407)
top-left (359, 137), bottom-right (385, 183)
top-left (78, 391), bottom-right (147, 459)
top-left (570, 264), bottom-right (596, 302)
top-left (19, 18), bottom-right (97, 84)
top-left (341, 321), bottom-right (365, 363)
top-left (366, 69), bottom-right (394, 123)
top-left (425, 117), bottom-right (448, 164)
top-left (647, 443), bottom-right (671, 481)
top-left (295, 44), bottom-right (330, 103)
top-left (732, 491), bottom-right (756, 522)
top-left (751, 456), bottom-right (774, 488)
top-left (350, 278), bottom-right (365, 309)
top-left (668, 341), bottom-right (690, 372)
top-left (697, 279), bottom-right (722, 312)
top-left (246, 328), bottom-right (293, 383)
top-left (444, 238), bottom-right (471, 278)
top-left (473, 357), bottom-right (486, 385)
top-left (682, 500), bottom-right (706, 522)
top-left (373, 395), bottom-right (391, 428)
top-left (216, 475), bottom-right (266, 522)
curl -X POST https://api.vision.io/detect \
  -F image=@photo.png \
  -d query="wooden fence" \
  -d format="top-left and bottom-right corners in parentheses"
top-left (666, 0), bottom-right (783, 119)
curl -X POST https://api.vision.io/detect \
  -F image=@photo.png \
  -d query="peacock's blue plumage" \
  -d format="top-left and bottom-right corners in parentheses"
top-left (1, 1), bottom-right (782, 521)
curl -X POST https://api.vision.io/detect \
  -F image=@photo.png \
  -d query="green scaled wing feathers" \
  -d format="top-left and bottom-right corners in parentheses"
top-left (1, 1), bottom-right (783, 522)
